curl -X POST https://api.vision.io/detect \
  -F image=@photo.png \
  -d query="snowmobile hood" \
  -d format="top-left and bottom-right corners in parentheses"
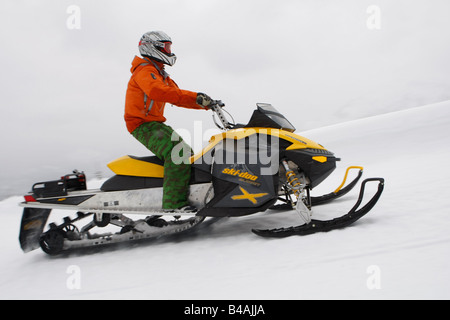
top-left (191, 128), bottom-right (328, 163)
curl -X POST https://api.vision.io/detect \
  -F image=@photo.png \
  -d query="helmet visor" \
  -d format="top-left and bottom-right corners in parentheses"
top-left (139, 39), bottom-right (172, 55)
top-left (161, 41), bottom-right (172, 54)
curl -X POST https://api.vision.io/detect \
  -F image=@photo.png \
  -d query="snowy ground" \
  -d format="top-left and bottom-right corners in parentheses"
top-left (1, 100), bottom-right (449, 300)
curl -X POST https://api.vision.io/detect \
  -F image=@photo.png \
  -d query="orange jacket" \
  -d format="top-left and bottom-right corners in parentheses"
top-left (124, 56), bottom-right (205, 133)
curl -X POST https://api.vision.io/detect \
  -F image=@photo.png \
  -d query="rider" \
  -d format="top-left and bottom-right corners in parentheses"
top-left (124, 31), bottom-right (214, 213)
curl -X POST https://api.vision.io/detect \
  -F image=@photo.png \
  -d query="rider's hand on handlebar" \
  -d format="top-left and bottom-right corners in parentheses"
top-left (196, 93), bottom-right (213, 109)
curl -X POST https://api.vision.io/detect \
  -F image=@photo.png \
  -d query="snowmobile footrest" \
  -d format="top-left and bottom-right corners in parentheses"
top-left (252, 178), bottom-right (384, 238)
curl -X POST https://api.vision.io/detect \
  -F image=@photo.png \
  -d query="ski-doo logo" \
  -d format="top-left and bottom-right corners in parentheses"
top-left (222, 168), bottom-right (258, 181)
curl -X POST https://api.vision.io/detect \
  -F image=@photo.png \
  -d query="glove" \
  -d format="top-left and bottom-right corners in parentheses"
top-left (196, 93), bottom-right (212, 109)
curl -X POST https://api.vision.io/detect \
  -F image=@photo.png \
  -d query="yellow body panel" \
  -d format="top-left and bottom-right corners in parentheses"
top-left (190, 128), bottom-right (326, 163)
top-left (312, 156), bottom-right (328, 163)
top-left (107, 156), bottom-right (164, 178)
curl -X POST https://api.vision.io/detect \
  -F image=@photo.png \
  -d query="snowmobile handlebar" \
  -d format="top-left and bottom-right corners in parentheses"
top-left (210, 100), bottom-right (234, 130)
top-left (210, 100), bottom-right (225, 109)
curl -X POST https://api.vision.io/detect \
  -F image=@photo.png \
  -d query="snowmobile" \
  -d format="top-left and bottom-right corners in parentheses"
top-left (18, 102), bottom-right (384, 255)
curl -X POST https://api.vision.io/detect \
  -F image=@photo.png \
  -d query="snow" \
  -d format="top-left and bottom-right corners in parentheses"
top-left (1, 100), bottom-right (450, 300)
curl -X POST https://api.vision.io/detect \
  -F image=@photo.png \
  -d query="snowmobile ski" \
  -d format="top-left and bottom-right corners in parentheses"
top-left (252, 178), bottom-right (384, 237)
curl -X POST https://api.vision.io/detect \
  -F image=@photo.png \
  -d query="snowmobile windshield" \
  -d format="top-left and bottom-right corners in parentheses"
top-left (245, 103), bottom-right (296, 132)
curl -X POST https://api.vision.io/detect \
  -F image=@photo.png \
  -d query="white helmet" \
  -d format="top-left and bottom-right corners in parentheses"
top-left (138, 31), bottom-right (177, 66)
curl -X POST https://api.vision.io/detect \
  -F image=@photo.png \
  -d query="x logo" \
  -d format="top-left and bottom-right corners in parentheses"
top-left (231, 187), bottom-right (268, 205)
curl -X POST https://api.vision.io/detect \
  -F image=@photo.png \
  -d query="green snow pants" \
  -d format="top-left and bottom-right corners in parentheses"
top-left (132, 122), bottom-right (193, 209)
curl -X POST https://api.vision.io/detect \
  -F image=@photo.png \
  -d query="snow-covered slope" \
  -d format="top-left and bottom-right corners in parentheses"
top-left (1, 100), bottom-right (449, 300)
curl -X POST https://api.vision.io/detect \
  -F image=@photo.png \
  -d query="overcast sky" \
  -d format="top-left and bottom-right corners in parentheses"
top-left (1, 0), bottom-right (450, 198)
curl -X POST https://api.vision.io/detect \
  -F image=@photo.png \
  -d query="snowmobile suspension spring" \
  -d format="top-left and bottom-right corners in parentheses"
top-left (286, 170), bottom-right (301, 197)
top-left (282, 160), bottom-right (302, 198)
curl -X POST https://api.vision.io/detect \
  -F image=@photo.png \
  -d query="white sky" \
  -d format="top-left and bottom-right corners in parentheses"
top-left (1, 0), bottom-right (450, 198)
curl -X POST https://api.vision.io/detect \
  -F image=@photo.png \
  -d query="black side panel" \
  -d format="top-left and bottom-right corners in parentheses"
top-left (129, 155), bottom-right (164, 166)
top-left (191, 167), bottom-right (213, 184)
top-left (100, 167), bottom-right (212, 192)
top-left (198, 197), bottom-right (277, 217)
top-left (19, 208), bottom-right (51, 252)
top-left (198, 136), bottom-right (279, 217)
top-left (101, 175), bottom-right (163, 191)
top-left (284, 149), bottom-right (337, 189)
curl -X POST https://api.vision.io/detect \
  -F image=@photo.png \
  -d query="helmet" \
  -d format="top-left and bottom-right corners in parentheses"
top-left (138, 31), bottom-right (177, 66)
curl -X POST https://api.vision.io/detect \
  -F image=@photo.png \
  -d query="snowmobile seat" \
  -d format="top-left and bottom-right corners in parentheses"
top-left (107, 155), bottom-right (165, 178)
top-left (129, 155), bottom-right (164, 166)
top-left (101, 155), bottom-right (212, 192)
